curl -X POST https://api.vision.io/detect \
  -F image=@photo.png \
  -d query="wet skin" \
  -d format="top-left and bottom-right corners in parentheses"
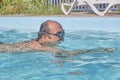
top-left (0, 20), bottom-right (117, 56)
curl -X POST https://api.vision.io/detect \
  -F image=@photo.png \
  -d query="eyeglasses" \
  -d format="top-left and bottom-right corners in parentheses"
top-left (52, 30), bottom-right (65, 38)
top-left (38, 30), bottom-right (65, 38)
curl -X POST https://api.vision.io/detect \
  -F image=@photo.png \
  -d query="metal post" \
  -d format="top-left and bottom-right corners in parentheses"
top-left (59, 0), bottom-right (61, 5)
top-left (56, 0), bottom-right (58, 6)
top-left (54, 0), bottom-right (55, 6)
top-left (50, 0), bottom-right (52, 5)
top-left (57, 0), bottom-right (59, 6)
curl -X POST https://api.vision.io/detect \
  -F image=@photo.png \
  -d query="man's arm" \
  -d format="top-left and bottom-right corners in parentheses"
top-left (0, 42), bottom-right (32, 53)
top-left (50, 47), bottom-right (117, 57)
top-left (65, 47), bottom-right (117, 56)
top-left (0, 42), bottom-right (117, 55)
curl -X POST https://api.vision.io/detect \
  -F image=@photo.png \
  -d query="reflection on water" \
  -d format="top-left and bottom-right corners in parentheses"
top-left (0, 27), bottom-right (120, 79)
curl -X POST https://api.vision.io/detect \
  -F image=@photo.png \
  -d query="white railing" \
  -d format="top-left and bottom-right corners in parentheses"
top-left (48, 0), bottom-right (117, 11)
top-left (61, 0), bottom-right (120, 16)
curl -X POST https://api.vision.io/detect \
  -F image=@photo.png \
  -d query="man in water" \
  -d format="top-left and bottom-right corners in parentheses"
top-left (0, 20), bottom-right (64, 53)
top-left (0, 20), bottom-right (116, 55)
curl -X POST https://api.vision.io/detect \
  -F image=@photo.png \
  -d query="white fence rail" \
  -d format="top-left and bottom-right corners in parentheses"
top-left (48, 0), bottom-right (118, 12)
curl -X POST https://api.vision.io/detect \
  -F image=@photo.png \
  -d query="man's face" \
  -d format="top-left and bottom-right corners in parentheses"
top-left (41, 21), bottom-right (64, 44)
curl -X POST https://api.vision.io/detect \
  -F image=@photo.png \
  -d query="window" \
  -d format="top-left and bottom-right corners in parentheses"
top-left (99, 4), bottom-right (102, 9)
top-left (103, 4), bottom-right (106, 8)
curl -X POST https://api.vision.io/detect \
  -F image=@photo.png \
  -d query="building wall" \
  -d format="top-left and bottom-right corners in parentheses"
top-left (48, 0), bottom-right (74, 6)
top-left (72, 4), bottom-right (117, 12)
top-left (116, 4), bottom-right (120, 10)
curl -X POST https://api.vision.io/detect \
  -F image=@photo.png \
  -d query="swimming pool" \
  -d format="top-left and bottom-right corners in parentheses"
top-left (0, 17), bottom-right (120, 80)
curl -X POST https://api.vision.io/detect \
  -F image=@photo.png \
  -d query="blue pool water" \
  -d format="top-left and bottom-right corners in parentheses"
top-left (0, 17), bottom-right (120, 80)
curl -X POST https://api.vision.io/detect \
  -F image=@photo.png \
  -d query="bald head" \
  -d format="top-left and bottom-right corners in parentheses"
top-left (37, 20), bottom-right (64, 41)
top-left (39, 20), bottom-right (63, 33)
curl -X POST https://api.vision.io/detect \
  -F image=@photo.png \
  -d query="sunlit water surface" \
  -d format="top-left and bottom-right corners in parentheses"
top-left (0, 17), bottom-right (120, 80)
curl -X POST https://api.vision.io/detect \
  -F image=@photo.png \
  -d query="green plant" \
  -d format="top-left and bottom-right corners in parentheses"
top-left (0, 0), bottom-right (63, 15)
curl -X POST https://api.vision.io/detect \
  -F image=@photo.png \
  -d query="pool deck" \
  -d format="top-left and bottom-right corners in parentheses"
top-left (0, 12), bottom-right (120, 17)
